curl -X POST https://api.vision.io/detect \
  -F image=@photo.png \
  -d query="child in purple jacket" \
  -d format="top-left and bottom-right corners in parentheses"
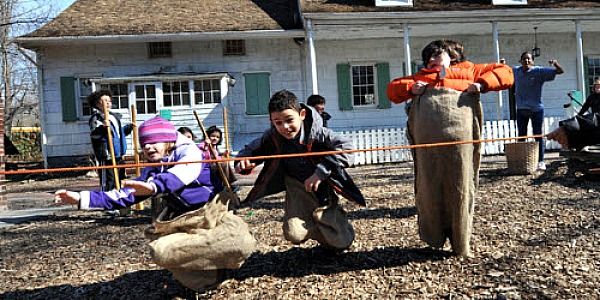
top-left (55, 116), bottom-right (222, 217)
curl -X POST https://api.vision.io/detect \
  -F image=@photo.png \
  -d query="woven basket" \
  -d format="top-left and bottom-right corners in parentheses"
top-left (504, 141), bottom-right (539, 175)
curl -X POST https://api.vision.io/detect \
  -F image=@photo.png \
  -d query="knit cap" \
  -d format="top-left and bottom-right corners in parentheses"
top-left (138, 116), bottom-right (177, 146)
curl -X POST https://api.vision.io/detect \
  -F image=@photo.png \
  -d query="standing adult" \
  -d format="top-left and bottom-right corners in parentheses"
top-left (513, 51), bottom-right (564, 170)
top-left (87, 90), bottom-right (132, 191)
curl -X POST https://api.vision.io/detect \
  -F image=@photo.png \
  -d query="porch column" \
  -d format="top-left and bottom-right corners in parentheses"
top-left (492, 21), bottom-right (504, 120)
top-left (403, 24), bottom-right (412, 75)
top-left (575, 20), bottom-right (586, 99)
top-left (306, 19), bottom-right (318, 95)
top-left (0, 96), bottom-right (5, 211)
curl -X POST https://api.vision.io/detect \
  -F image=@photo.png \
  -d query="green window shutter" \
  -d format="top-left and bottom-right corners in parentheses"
top-left (376, 62), bottom-right (391, 109)
top-left (584, 56), bottom-right (589, 98)
top-left (337, 63), bottom-right (352, 111)
top-left (60, 76), bottom-right (78, 122)
top-left (244, 73), bottom-right (270, 115)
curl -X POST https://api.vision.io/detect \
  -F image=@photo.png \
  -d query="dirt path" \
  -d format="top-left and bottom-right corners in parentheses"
top-left (0, 157), bottom-right (598, 299)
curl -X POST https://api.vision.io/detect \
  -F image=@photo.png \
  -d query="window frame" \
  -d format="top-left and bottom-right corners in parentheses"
top-left (375, 0), bottom-right (413, 7)
top-left (223, 40), bottom-right (246, 56)
top-left (350, 63), bottom-right (379, 108)
top-left (162, 80), bottom-right (191, 107)
top-left (492, 0), bottom-right (527, 5)
top-left (193, 78), bottom-right (222, 105)
top-left (81, 74), bottom-right (228, 117)
top-left (586, 56), bottom-right (600, 95)
top-left (147, 42), bottom-right (173, 59)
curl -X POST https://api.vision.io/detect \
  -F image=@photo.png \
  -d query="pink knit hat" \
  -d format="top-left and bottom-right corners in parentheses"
top-left (138, 116), bottom-right (177, 146)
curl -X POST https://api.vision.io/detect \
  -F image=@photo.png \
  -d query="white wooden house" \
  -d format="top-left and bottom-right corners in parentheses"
top-left (15, 0), bottom-right (600, 167)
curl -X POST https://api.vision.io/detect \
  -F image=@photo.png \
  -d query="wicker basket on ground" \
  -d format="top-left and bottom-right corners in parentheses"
top-left (504, 141), bottom-right (539, 175)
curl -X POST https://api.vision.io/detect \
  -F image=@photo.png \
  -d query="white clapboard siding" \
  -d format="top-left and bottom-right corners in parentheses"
top-left (341, 117), bottom-right (561, 165)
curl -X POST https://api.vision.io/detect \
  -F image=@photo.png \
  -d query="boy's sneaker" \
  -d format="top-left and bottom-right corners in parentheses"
top-left (537, 161), bottom-right (546, 171)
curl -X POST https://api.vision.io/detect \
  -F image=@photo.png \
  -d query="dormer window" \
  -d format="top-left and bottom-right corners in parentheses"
top-left (492, 0), bottom-right (527, 5)
top-left (148, 42), bottom-right (172, 58)
top-left (223, 40), bottom-right (246, 56)
top-left (375, 0), bottom-right (413, 7)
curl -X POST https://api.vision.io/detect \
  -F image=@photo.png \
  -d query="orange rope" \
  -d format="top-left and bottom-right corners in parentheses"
top-left (0, 134), bottom-right (545, 176)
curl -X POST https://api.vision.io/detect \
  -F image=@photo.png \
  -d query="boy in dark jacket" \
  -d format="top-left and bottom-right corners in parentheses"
top-left (87, 90), bottom-right (133, 191)
top-left (236, 89), bottom-right (365, 251)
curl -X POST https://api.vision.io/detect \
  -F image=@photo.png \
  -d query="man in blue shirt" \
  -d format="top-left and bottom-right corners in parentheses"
top-left (513, 51), bottom-right (564, 170)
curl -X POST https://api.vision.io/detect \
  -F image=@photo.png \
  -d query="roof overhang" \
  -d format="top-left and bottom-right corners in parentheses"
top-left (303, 8), bottom-right (600, 39)
top-left (15, 29), bottom-right (306, 49)
top-left (91, 72), bottom-right (232, 83)
top-left (304, 8), bottom-right (600, 24)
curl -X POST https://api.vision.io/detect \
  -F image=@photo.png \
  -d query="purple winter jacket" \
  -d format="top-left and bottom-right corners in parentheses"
top-left (79, 133), bottom-right (221, 210)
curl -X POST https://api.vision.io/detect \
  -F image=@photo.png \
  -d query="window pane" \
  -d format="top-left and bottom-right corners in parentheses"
top-left (183, 93), bottom-right (190, 105)
top-left (164, 94), bottom-right (172, 106)
top-left (148, 100), bottom-right (156, 113)
top-left (136, 101), bottom-right (145, 114)
top-left (147, 86), bottom-right (156, 98)
top-left (195, 91), bottom-right (203, 104)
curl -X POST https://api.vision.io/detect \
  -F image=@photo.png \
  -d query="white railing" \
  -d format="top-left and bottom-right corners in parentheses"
top-left (341, 117), bottom-right (563, 165)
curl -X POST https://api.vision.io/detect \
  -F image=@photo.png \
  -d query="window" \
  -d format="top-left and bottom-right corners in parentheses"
top-left (337, 63), bottom-right (391, 110)
top-left (375, 0), bottom-right (413, 6)
top-left (194, 79), bottom-right (221, 104)
top-left (586, 57), bottom-right (600, 92)
top-left (492, 0), bottom-right (527, 5)
top-left (352, 65), bottom-right (376, 106)
top-left (77, 78), bottom-right (94, 116)
top-left (148, 42), bottom-right (172, 58)
top-left (163, 81), bottom-right (190, 107)
top-left (223, 40), bottom-right (246, 56)
top-left (99, 83), bottom-right (129, 109)
top-left (72, 74), bottom-right (229, 118)
top-left (134, 84), bottom-right (157, 114)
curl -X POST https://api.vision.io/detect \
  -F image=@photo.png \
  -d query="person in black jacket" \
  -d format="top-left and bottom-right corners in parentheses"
top-left (548, 79), bottom-right (600, 150)
top-left (235, 90), bottom-right (365, 251)
top-left (87, 90), bottom-right (132, 191)
top-left (578, 78), bottom-right (600, 115)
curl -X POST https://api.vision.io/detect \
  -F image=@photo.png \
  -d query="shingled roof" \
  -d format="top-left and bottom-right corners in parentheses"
top-left (25, 0), bottom-right (301, 38)
top-left (300, 0), bottom-right (600, 13)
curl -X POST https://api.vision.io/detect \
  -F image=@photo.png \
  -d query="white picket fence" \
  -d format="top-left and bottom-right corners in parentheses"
top-left (341, 116), bottom-right (563, 166)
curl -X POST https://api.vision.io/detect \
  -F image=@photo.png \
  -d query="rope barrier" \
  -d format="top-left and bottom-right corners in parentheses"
top-left (0, 134), bottom-right (545, 176)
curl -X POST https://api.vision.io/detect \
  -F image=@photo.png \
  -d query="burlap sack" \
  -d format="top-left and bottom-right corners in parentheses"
top-left (283, 176), bottom-right (355, 250)
top-left (408, 88), bottom-right (482, 257)
top-left (145, 191), bottom-right (257, 290)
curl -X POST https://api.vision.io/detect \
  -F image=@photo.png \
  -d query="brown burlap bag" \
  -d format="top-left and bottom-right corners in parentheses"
top-left (144, 191), bottom-right (257, 290)
top-left (408, 88), bottom-right (482, 257)
top-left (283, 176), bottom-right (355, 250)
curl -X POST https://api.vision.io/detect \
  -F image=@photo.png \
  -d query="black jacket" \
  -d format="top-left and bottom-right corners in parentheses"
top-left (236, 104), bottom-right (365, 206)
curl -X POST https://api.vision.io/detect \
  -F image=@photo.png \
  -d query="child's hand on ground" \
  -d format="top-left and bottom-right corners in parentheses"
top-left (122, 180), bottom-right (155, 196)
top-left (235, 160), bottom-right (256, 174)
top-left (304, 174), bottom-right (322, 192)
top-left (547, 127), bottom-right (569, 149)
top-left (54, 190), bottom-right (80, 206)
top-left (411, 81), bottom-right (427, 95)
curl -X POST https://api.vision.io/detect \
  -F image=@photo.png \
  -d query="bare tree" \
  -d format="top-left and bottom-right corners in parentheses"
top-left (1, 0), bottom-right (56, 134)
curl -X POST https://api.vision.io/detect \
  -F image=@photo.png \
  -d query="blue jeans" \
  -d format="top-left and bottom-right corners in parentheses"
top-left (516, 109), bottom-right (545, 162)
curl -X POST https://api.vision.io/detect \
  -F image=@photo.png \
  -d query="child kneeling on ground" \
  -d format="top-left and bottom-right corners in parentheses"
top-left (55, 116), bottom-right (256, 291)
top-left (235, 89), bottom-right (365, 252)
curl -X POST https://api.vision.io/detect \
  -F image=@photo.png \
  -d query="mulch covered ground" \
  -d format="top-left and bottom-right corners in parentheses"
top-left (1, 158), bottom-right (598, 299)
